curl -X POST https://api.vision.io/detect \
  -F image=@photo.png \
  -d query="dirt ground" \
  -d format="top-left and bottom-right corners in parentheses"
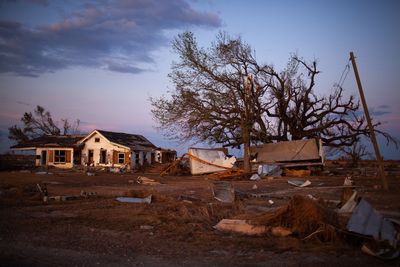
top-left (0, 161), bottom-right (399, 266)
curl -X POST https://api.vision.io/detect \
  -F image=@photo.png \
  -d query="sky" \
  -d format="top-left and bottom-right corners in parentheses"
top-left (0, 0), bottom-right (399, 159)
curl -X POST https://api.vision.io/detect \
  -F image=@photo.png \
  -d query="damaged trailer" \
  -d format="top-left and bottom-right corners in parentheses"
top-left (188, 148), bottom-right (236, 175)
top-left (250, 138), bottom-right (325, 168)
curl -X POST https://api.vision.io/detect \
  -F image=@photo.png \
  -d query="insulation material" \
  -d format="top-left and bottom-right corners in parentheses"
top-left (214, 219), bottom-right (267, 235)
top-left (250, 138), bottom-right (324, 163)
top-left (188, 148), bottom-right (236, 175)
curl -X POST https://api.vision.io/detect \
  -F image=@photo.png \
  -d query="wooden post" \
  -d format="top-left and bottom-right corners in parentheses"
top-left (349, 51), bottom-right (388, 190)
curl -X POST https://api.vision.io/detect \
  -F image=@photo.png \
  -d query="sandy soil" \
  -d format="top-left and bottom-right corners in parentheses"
top-left (0, 162), bottom-right (399, 266)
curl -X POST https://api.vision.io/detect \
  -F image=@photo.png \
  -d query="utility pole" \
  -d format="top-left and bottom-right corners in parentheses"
top-left (349, 51), bottom-right (388, 190)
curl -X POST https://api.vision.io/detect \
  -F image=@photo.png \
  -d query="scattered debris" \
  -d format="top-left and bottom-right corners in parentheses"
top-left (268, 200), bottom-right (274, 205)
top-left (250, 173), bottom-right (261, 181)
top-left (287, 179), bottom-right (311, 187)
top-left (211, 181), bottom-right (235, 203)
top-left (80, 191), bottom-right (97, 198)
top-left (179, 195), bottom-right (200, 203)
top-left (361, 241), bottom-right (400, 260)
top-left (307, 194), bottom-right (317, 201)
top-left (257, 164), bottom-right (281, 177)
top-left (36, 183), bottom-right (49, 202)
top-left (87, 172), bottom-right (95, 176)
top-left (137, 176), bottom-right (160, 185)
top-left (343, 176), bottom-right (353, 186)
top-left (48, 195), bottom-right (80, 201)
top-left (252, 184), bottom-right (258, 190)
top-left (235, 189), bottom-right (287, 200)
top-left (214, 219), bottom-right (267, 235)
top-left (109, 167), bottom-right (121, 173)
top-left (338, 191), bottom-right (358, 213)
top-left (341, 176), bottom-right (355, 206)
top-left (61, 195), bottom-right (80, 201)
top-left (160, 155), bottom-right (191, 176)
top-left (116, 195), bottom-right (152, 204)
top-left (41, 181), bottom-right (62, 185)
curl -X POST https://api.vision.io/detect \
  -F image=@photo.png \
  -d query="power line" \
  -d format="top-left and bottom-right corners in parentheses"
top-left (336, 60), bottom-right (351, 89)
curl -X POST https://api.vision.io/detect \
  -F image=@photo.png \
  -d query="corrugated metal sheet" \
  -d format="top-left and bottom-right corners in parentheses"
top-left (347, 198), bottom-right (397, 246)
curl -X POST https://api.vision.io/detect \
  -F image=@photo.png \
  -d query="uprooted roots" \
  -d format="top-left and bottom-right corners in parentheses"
top-left (251, 195), bottom-right (339, 242)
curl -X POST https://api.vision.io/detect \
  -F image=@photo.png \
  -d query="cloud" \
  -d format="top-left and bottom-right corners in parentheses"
top-left (352, 105), bottom-right (392, 117)
top-left (370, 110), bottom-right (391, 116)
top-left (106, 61), bottom-right (145, 74)
top-left (0, 0), bottom-right (221, 76)
top-left (370, 105), bottom-right (392, 117)
top-left (377, 104), bottom-right (390, 109)
top-left (16, 101), bottom-right (30, 106)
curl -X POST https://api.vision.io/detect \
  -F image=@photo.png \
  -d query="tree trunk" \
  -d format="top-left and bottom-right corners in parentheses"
top-left (242, 124), bottom-right (251, 174)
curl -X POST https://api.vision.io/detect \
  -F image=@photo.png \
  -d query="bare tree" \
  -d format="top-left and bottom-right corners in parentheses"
top-left (9, 105), bottom-right (80, 143)
top-left (265, 55), bottom-right (398, 148)
top-left (152, 32), bottom-right (274, 173)
top-left (338, 139), bottom-right (372, 167)
top-left (151, 31), bottom-right (396, 173)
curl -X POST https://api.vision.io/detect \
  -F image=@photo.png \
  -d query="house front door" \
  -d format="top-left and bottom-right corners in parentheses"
top-left (100, 150), bottom-right (106, 164)
top-left (41, 150), bottom-right (47, 165)
top-left (88, 150), bottom-right (94, 165)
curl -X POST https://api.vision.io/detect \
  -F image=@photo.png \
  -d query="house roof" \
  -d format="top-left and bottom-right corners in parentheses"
top-left (11, 135), bottom-right (86, 149)
top-left (94, 130), bottom-right (156, 151)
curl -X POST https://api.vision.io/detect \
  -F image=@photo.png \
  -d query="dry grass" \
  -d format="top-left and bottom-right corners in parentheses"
top-left (250, 195), bottom-right (339, 242)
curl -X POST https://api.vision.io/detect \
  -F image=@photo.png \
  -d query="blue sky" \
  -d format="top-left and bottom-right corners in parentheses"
top-left (0, 0), bottom-right (399, 158)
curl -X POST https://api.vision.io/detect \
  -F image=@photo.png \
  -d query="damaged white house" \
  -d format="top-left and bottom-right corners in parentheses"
top-left (79, 130), bottom-right (157, 169)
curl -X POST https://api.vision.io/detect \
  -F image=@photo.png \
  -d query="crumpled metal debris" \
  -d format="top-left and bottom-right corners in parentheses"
top-left (211, 181), bottom-right (235, 203)
top-left (347, 198), bottom-right (398, 247)
top-left (287, 179), bottom-right (311, 187)
top-left (116, 195), bottom-right (152, 204)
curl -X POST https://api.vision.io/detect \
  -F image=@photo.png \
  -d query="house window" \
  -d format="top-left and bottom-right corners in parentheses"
top-left (95, 137), bottom-right (100, 142)
top-left (55, 150), bottom-right (66, 163)
top-left (118, 153), bottom-right (125, 164)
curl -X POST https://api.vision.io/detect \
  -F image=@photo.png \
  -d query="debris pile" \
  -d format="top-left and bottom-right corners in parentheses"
top-left (136, 176), bottom-right (161, 185)
top-left (251, 195), bottom-right (338, 241)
